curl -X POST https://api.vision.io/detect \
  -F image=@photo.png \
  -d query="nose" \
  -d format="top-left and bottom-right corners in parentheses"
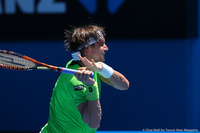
top-left (103, 44), bottom-right (109, 51)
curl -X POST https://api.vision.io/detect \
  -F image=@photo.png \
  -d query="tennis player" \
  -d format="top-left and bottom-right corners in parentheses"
top-left (40, 25), bottom-right (129, 133)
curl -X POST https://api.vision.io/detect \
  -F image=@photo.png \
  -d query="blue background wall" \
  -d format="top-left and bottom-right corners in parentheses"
top-left (0, 0), bottom-right (200, 132)
top-left (0, 39), bottom-right (198, 131)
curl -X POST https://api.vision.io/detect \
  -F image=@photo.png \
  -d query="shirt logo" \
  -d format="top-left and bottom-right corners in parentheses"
top-left (89, 87), bottom-right (93, 92)
top-left (74, 85), bottom-right (84, 91)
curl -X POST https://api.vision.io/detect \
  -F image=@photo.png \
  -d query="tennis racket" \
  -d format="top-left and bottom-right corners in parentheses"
top-left (0, 50), bottom-right (94, 78)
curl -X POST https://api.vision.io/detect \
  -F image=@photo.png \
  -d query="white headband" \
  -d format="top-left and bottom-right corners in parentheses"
top-left (71, 30), bottom-right (104, 61)
top-left (78, 30), bottom-right (104, 50)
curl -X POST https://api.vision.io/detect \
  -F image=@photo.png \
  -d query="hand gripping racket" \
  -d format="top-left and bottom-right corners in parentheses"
top-left (0, 50), bottom-right (94, 78)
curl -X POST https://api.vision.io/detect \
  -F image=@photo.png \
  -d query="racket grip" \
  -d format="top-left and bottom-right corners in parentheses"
top-left (61, 68), bottom-right (94, 78)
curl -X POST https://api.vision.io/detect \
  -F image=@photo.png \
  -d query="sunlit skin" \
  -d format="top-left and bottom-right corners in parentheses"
top-left (85, 38), bottom-right (108, 62)
top-left (76, 38), bottom-right (129, 90)
top-left (75, 37), bottom-right (129, 129)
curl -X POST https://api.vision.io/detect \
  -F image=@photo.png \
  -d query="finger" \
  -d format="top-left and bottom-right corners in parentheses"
top-left (78, 67), bottom-right (87, 70)
top-left (78, 55), bottom-right (90, 67)
top-left (91, 59), bottom-right (96, 67)
top-left (78, 54), bottom-right (84, 60)
top-left (82, 70), bottom-right (90, 79)
top-left (83, 57), bottom-right (92, 65)
top-left (78, 54), bottom-right (86, 63)
top-left (76, 70), bottom-right (87, 81)
top-left (83, 57), bottom-right (90, 62)
top-left (76, 70), bottom-right (90, 81)
top-left (75, 70), bottom-right (81, 78)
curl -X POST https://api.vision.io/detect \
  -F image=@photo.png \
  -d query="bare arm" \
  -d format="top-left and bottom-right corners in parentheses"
top-left (78, 55), bottom-right (129, 90)
top-left (77, 100), bottom-right (102, 129)
top-left (99, 70), bottom-right (129, 90)
top-left (75, 68), bottom-right (102, 129)
top-left (75, 55), bottom-right (129, 128)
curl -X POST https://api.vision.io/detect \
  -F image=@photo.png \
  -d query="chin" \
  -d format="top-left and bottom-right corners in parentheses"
top-left (101, 58), bottom-right (105, 62)
top-left (96, 56), bottom-right (105, 62)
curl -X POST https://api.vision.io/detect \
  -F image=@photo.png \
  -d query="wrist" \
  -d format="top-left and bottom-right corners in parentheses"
top-left (97, 62), bottom-right (113, 78)
top-left (96, 62), bottom-right (103, 72)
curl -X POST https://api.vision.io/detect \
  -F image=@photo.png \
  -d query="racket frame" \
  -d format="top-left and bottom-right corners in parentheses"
top-left (0, 50), bottom-right (94, 78)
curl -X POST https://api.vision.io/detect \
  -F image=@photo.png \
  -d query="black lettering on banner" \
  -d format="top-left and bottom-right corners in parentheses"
top-left (0, 1), bottom-right (195, 40)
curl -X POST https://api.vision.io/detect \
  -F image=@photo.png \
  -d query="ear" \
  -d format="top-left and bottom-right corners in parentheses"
top-left (84, 46), bottom-right (91, 55)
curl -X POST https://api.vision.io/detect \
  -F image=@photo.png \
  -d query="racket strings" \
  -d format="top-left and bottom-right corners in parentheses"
top-left (0, 53), bottom-right (35, 70)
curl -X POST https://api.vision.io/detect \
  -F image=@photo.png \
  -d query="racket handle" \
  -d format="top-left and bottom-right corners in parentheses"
top-left (61, 67), bottom-right (94, 79)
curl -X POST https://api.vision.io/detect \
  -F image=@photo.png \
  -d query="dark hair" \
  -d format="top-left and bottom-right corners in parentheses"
top-left (64, 25), bottom-right (106, 53)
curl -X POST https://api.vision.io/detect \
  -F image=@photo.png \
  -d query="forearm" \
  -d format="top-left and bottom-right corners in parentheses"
top-left (77, 56), bottom-right (129, 90)
top-left (99, 70), bottom-right (129, 90)
top-left (97, 62), bottom-right (129, 90)
top-left (108, 70), bottom-right (129, 90)
top-left (77, 100), bottom-right (102, 129)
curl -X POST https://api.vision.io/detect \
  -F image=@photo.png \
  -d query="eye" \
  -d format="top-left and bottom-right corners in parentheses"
top-left (99, 41), bottom-right (105, 46)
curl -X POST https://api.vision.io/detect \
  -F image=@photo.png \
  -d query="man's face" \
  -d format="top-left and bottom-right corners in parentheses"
top-left (86, 38), bottom-right (108, 62)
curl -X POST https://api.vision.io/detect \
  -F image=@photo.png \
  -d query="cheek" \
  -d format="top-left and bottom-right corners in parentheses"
top-left (94, 52), bottom-right (102, 61)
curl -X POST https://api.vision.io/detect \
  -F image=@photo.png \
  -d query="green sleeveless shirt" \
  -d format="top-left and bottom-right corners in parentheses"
top-left (41, 59), bottom-right (101, 133)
